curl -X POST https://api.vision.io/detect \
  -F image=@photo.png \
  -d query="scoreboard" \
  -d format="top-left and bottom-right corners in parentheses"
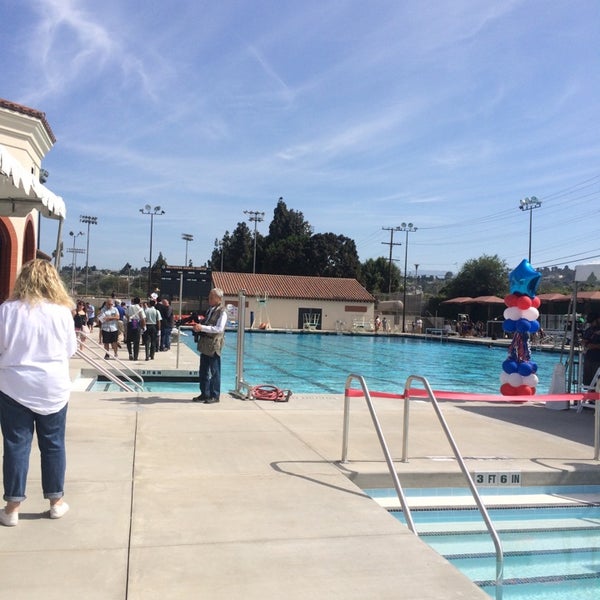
top-left (160, 267), bottom-right (212, 300)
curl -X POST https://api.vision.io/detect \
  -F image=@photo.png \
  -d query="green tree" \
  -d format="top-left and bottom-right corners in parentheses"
top-left (120, 262), bottom-right (132, 276)
top-left (150, 252), bottom-right (168, 292)
top-left (263, 236), bottom-right (311, 275)
top-left (211, 222), bottom-right (255, 272)
top-left (360, 257), bottom-right (401, 294)
top-left (441, 254), bottom-right (509, 298)
top-left (267, 197), bottom-right (312, 240)
top-left (308, 233), bottom-right (361, 278)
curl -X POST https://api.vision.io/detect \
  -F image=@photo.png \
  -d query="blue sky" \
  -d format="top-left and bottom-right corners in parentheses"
top-left (2, 0), bottom-right (599, 275)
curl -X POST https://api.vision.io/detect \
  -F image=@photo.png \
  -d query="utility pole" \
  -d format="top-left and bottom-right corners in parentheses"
top-left (381, 226), bottom-right (402, 294)
top-left (244, 210), bottom-right (265, 274)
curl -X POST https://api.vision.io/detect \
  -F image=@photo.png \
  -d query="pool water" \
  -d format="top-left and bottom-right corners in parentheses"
top-left (176, 331), bottom-right (563, 395)
top-left (366, 486), bottom-right (600, 600)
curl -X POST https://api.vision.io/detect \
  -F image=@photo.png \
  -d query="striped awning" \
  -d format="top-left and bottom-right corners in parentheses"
top-left (0, 144), bottom-right (66, 220)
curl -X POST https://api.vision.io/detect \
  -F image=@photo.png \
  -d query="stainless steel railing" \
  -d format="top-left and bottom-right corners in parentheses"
top-left (75, 332), bottom-right (145, 393)
top-left (341, 373), bottom-right (504, 600)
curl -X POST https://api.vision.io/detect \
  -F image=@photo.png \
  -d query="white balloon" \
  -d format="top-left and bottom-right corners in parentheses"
top-left (504, 307), bottom-right (522, 321)
top-left (522, 307), bottom-right (540, 321)
top-left (500, 372), bottom-right (511, 384)
top-left (508, 373), bottom-right (523, 387)
top-left (523, 374), bottom-right (539, 387)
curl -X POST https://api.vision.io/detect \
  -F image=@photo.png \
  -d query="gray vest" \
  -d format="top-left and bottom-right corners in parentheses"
top-left (197, 306), bottom-right (225, 357)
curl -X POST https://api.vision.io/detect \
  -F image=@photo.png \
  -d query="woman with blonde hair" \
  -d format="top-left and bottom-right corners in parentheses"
top-left (0, 259), bottom-right (77, 526)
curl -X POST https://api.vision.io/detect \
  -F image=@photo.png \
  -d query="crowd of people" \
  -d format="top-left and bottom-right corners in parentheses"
top-left (73, 293), bottom-right (175, 361)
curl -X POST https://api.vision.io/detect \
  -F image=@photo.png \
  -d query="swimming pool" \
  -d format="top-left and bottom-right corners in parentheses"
top-left (91, 332), bottom-right (564, 394)
top-left (178, 331), bottom-right (562, 395)
top-left (367, 486), bottom-right (600, 600)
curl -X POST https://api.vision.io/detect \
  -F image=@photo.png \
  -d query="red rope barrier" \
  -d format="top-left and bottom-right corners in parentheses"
top-left (344, 388), bottom-right (599, 403)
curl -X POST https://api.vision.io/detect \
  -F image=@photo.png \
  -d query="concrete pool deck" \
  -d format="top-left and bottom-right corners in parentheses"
top-left (1, 343), bottom-right (598, 599)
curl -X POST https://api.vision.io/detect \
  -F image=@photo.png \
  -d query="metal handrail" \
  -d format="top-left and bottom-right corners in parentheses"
top-left (75, 332), bottom-right (145, 393)
top-left (341, 374), bottom-right (417, 534)
top-left (341, 374), bottom-right (504, 600)
top-left (402, 375), bottom-right (504, 600)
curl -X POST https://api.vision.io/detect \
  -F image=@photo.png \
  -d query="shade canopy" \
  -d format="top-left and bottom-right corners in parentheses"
top-left (577, 290), bottom-right (600, 301)
top-left (440, 296), bottom-right (474, 304)
top-left (537, 293), bottom-right (571, 302)
top-left (0, 144), bottom-right (66, 220)
top-left (471, 295), bottom-right (505, 304)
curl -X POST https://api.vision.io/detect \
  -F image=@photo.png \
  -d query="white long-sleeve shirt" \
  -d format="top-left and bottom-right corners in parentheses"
top-left (0, 300), bottom-right (77, 415)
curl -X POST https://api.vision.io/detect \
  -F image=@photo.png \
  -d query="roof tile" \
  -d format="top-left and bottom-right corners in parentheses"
top-left (212, 272), bottom-right (375, 302)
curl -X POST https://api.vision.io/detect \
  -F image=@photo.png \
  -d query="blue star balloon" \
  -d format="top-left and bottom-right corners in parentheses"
top-left (509, 259), bottom-right (541, 297)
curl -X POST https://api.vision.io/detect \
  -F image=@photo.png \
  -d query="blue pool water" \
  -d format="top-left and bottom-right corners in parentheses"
top-left (93, 332), bottom-right (564, 394)
top-left (366, 486), bottom-right (600, 600)
top-left (177, 331), bottom-right (562, 395)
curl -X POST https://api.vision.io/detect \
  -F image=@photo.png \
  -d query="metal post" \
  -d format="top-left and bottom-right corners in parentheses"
top-left (519, 197), bottom-right (542, 263)
top-left (244, 210), bottom-right (264, 274)
top-left (182, 233), bottom-right (193, 267)
top-left (80, 215), bottom-right (97, 297)
top-left (140, 205), bottom-right (165, 293)
top-left (399, 223), bottom-right (417, 333)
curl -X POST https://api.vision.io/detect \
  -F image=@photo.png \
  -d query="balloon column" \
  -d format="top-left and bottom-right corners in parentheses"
top-left (500, 259), bottom-right (542, 396)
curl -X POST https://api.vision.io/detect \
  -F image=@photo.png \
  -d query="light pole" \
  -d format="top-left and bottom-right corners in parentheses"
top-left (139, 205), bottom-right (165, 293)
top-left (400, 222), bottom-right (417, 332)
top-left (79, 215), bottom-right (97, 297)
top-left (414, 263), bottom-right (421, 317)
top-left (182, 233), bottom-right (193, 267)
top-left (219, 239), bottom-right (224, 272)
top-left (68, 230), bottom-right (85, 296)
top-left (519, 196), bottom-right (542, 263)
top-left (244, 209), bottom-right (264, 274)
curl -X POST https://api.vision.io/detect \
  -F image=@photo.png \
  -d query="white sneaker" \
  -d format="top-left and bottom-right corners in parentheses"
top-left (0, 508), bottom-right (18, 527)
top-left (50, 501), bottom-right (69, 519)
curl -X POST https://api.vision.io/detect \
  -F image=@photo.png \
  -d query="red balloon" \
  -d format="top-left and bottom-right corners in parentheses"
top-left (500, 383), bottom-right (516, 396)
top-left (516, 385), bottom-right (535, 396)
top-left (504, 294), bottom-right (518, 307)
top-left (516, 295), bottom-right (532, 310)
top-left (532, 296), bottom-right (541, 309)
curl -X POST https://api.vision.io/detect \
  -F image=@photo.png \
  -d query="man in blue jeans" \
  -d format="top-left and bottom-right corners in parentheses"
top-left (192, 288), bottom-right (227, 403)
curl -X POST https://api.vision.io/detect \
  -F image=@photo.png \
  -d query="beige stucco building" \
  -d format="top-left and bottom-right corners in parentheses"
top-left (0, 98), bottom-right (65, 301)
top-left (212, 272), bottom-right (376, 331)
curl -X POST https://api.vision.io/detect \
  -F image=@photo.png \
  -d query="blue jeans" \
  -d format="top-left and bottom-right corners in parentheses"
top-left (199, 353), bottom-right (221, 399)
top-left (0, 391), bottom-right (67, 502)
top-left (161, 326), bottom-right (172, 350)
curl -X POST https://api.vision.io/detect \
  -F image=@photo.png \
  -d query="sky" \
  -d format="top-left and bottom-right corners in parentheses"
top-left (2, 0), bottom-right (599, 276)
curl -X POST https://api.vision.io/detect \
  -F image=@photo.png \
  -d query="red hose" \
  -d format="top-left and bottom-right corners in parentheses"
top-left (251, 385), bottom-right (291, 402)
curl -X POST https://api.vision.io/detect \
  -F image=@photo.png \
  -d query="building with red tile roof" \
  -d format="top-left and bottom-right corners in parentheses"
top-left (211, 271), bottom-right (375, 331)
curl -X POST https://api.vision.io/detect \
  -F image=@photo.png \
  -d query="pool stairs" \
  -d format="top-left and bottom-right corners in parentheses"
top-left (378, 492), bottom-right (600, 599)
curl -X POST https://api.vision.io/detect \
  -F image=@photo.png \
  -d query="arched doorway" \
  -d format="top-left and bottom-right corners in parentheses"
top-left (0, 217), bottom-right (18, 302)
top-left (22, 217), bottom-right (36, 263)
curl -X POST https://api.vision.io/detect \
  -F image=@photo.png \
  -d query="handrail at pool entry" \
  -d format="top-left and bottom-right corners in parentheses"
top-left (342, 374), bottom-right (504, 600)
top-left (341, 374), bottom-right (417, 535)
top-left (75, 332), bottom-right (145, 393)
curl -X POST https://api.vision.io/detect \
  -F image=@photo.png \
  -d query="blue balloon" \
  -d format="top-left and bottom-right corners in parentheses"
top-left (516, 318), bottom-right (531, 333)
top-left (518, 361), bottom-right (533, 376)
top-left (503, 319), bottom-right (517, 332)
top-left (503, 359), bottom-right (518, 374)
top-left (509, 259), bottom-right (542, 297)
top-left (529, 320), bottom-right (540, 333)
top-left (531, 361), bottom-right (538, 374)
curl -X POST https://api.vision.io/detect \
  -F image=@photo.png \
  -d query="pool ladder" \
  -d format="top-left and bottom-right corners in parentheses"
top-left (75, 332), bottom-right (145, 393)
top-left (341, 374), bottom-right (504, 600)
